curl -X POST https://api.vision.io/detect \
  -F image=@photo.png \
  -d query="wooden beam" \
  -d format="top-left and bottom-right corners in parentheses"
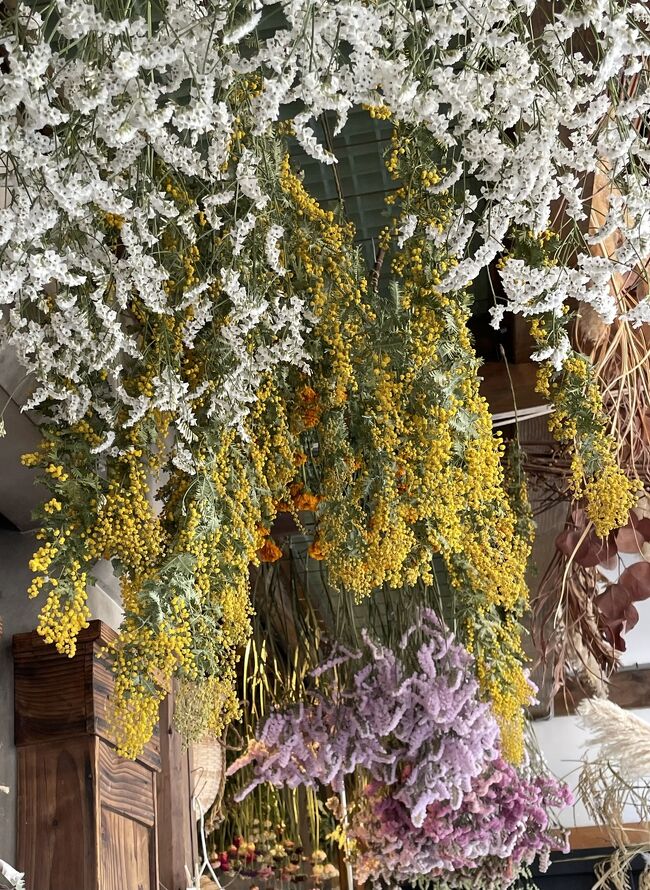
top-left (554, 667), bottom-right (650, 716)
top-left (570, 822), bottom-right (650, 850)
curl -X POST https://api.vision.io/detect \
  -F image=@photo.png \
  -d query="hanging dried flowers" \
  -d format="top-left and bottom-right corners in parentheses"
top-left (228, 611), bottom-right (571, 889)
top-left (1, 0), bottom-right (647, 759)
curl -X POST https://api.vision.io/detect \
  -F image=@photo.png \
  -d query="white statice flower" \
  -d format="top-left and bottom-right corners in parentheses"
top-left (0, 267), bottom-right (27, 304)
top-left (236, 148), bottom-right (269, 209)
top-left (264, 225), bottom-right (286, 277)
top-left (113, 380), bottom-right (151, 429)
top-left (498, 260), bottom-right (569, 320)
top-left (440, 213), bottom-right (510, 292)
top-left (293, 112), bottom-right (337, 165)
top-left (624, 299), bottom-right (650, 329)
top-left (27, 250), bottom-right (87, 290)
top-left (206, 103), bottom-right (234, 175)
top-left (210, 268), bottom-right (313, 433)
top-left (173, 75), bottom-right (219, 144)
top-left (117, 223), bottom-right (169, 313)
top-left (558, 173), bottom-right (588, 223)
top-left (176, 210), bottom-right (198, 244)
top-left (56, 0), bottom-right (130, 38)
top-left (1, 0), bottom-right (649, 443)
top-left (424, 162), bottom-right (464, 196)
top-left (181, 281), bottom-right (217, 348)
top-left (230, 211), bottom-right (258, 257)
top-left (497, 256), bottom-right (619, 328)
top-left (575, 255), bottom-right (618, 324)
top-left (531, 329), bottom-right (572, 371)
top-left (171, 440), bottom-right (197, 475)
top-left (151, 370), bottom-right (197, 442)
top-left (223, 6), bottom-right (263, 46)
top-left (90, 431), bottom-right (116, 454)
top-left (397, 214), bottom-right (417, 248)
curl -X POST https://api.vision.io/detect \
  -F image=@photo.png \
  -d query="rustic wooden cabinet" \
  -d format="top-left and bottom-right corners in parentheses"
top-left (13, 622), bottom-right (161, 890)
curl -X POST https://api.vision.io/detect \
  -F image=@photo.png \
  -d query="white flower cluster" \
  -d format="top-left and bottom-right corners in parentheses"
top-left (209, 268), bottom-right (312, 433)
top-left (0, 0), bottom-right (648, 446)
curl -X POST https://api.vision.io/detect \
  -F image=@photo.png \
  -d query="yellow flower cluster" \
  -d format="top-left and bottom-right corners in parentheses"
top-left (173, 675), bottom-right (240, 744)
top-left (21, 437), bottom-right (94, 657)
top-left (71, 419), bottom-right (103, 449)
top-left (29, 540), bottom-right (59, 576)
top-left (110, 595), bottom-right (195, 758)
top-left (46, 462), bottom-right (68, 481)
top-left (246, 373), bottom-right (300, 523)
top-left (582, 453), bottom-right (639, 538)
top-left (37, 560), bottom-right (90, 657)
top-left (279, 155), bottom-right (371, 406)
top-left (104, 212), bottom-right (124, 231)
top-left (362, 103), bottom-right (392, 120)
top-left (85, 448), bottom-right (163, 583)
top-left (275, 130), bottom-right (532, 759)
top-left (303, 124), bottom-right (532, 758)
top-left (470, 611), bottom-right (531, 762)
top-left (103, 425), bottom-right (262, 756)
top-left (281, 156), bottom-right (451, 595)
top-left (529, 313), bottom-right (636, 538)
top-left (316, 300), bottom-right (462, 596)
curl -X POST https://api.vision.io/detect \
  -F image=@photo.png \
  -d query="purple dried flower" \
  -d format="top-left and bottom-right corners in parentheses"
top-left (228, 610), bottom-right (499, 815)
top-left (351, 760), bottom-right (572, 888)
top-left (226, 610), bottom-right (572, 887)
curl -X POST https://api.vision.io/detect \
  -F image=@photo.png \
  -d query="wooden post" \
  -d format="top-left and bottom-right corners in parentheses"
top-left (13, 621), bottom-right (161, 890)
top-left (157, 689), bottom-right (199, 890)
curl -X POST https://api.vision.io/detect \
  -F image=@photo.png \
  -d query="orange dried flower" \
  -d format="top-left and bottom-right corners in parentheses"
top-left (258, 538), bottom-right (283, 563)
top-left (308, 538), bottom-right (326, 561)
top-left (293, 491), bottom-right (320, 512)
top-left (297, 386), bottom-right (323, 430)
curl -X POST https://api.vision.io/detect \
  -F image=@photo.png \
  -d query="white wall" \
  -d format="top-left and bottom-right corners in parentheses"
top-left (0, 530), bottom-right (122, 863)
top-left (534, 707), bottom-right (650, 829)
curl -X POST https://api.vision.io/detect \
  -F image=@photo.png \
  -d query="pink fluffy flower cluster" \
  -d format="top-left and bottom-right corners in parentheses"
top-left (351, 758), bottom-right (572, 888)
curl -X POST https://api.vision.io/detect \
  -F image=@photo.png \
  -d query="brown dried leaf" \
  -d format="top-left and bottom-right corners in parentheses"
top-left (619, 561), bottom-right (650, 601)
top-left (615, 525), bottom-right (645, 554)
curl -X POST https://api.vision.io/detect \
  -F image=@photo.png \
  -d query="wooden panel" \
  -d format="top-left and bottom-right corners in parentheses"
top-left (98, 740), bottom-right (156, 828)
top-left (570, 822), bottom-right (650, 850)
top-left (554, 667), bottom-right (650, 716)
top-left (89, 656), bottom-right (119, 739)
top-left (14, 621), bottom-right (166, 890)
top-left (13, 621), bottom-right (160, 770)
top-left (13, 645), bottom-right (95, 744)
top-left (157, 692), bottom-right (199, 890)
top-left (511, 314), bottom-right (536, 364)
top-left (13, 622), bottom-right (116, 745)
top-left (100, 808), bottom-right (155, 890)
top-left (17, 736), bottom-right (98, 890)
